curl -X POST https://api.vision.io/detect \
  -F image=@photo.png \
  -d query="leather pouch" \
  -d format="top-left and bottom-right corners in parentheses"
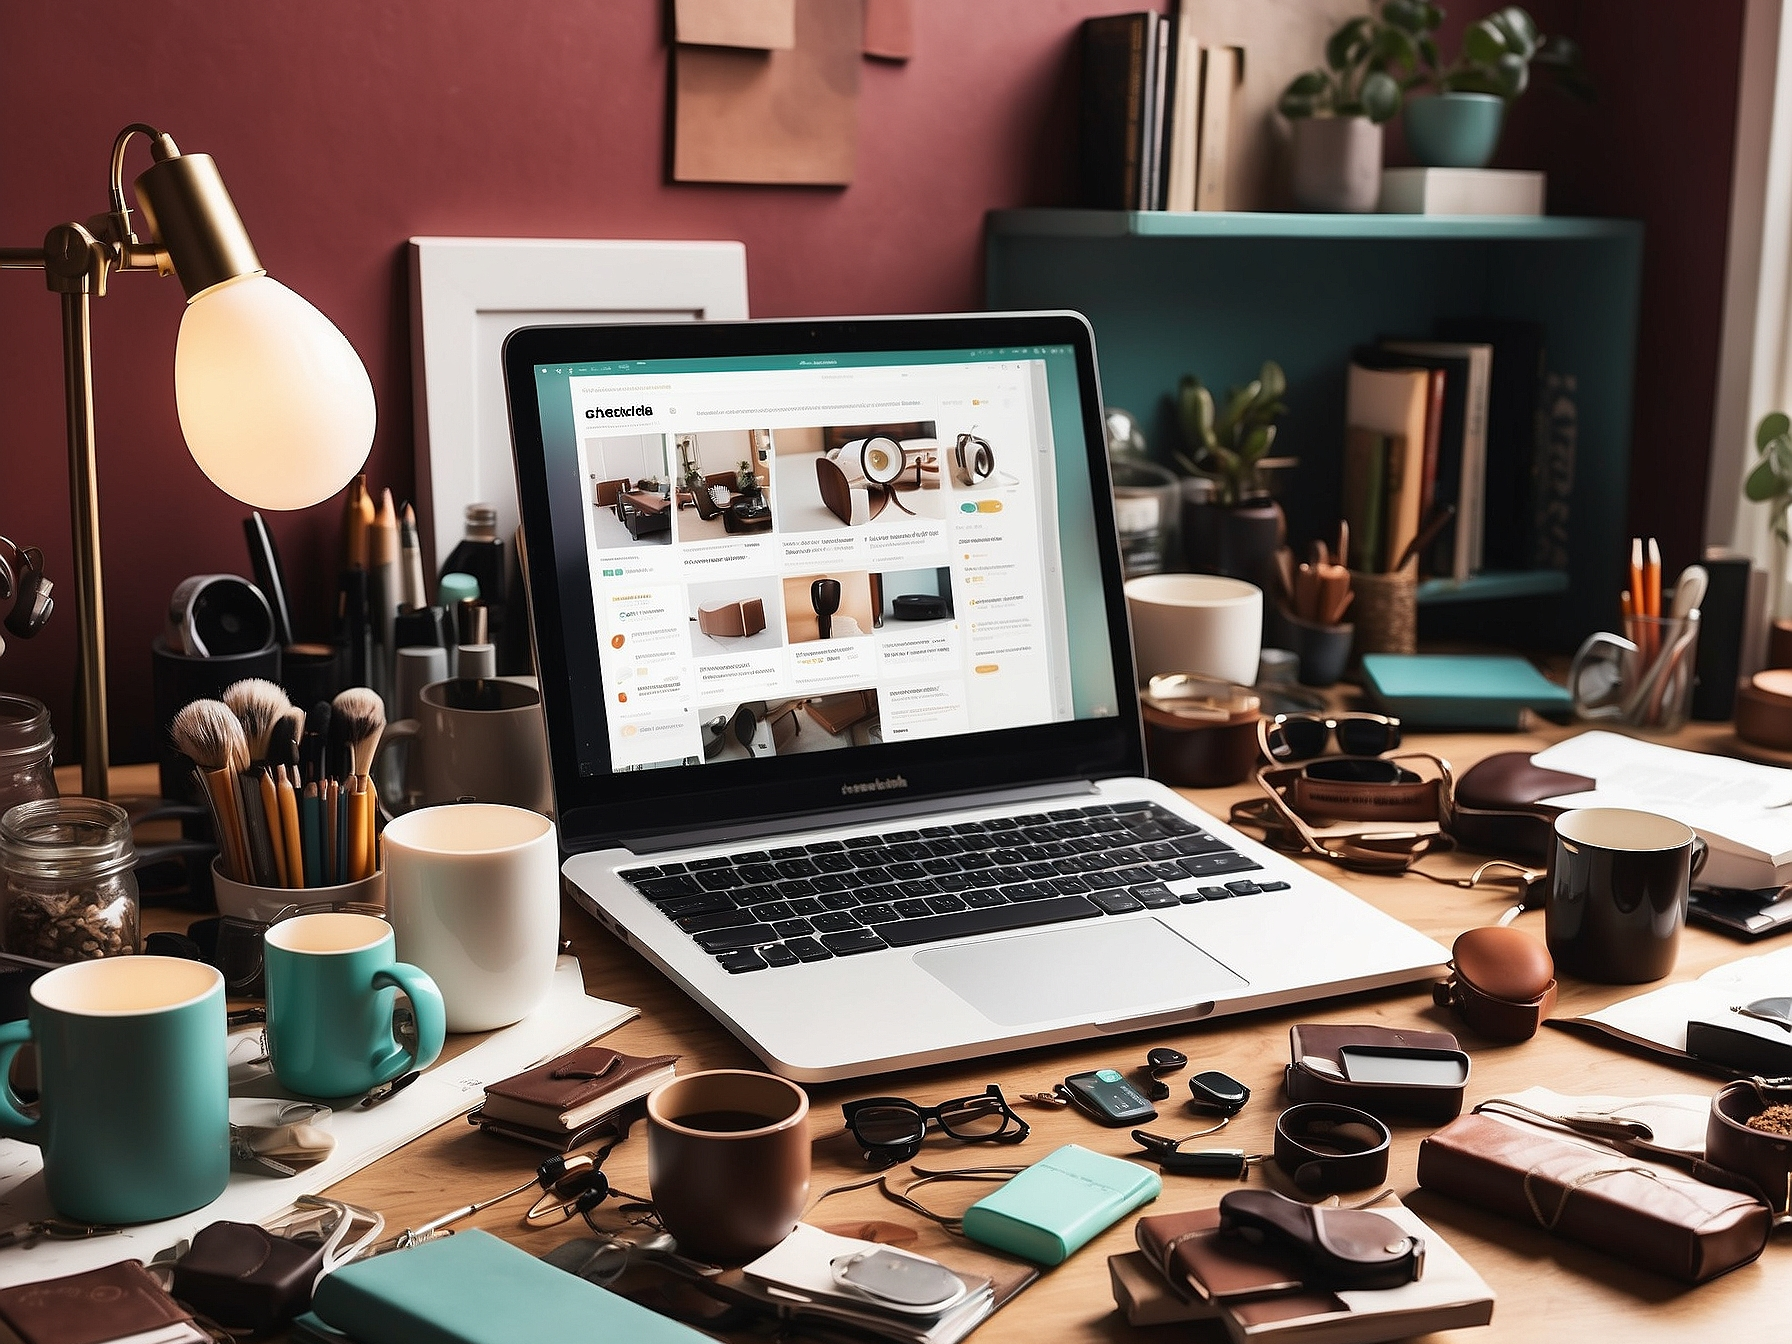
top-left (1417, 1111), bottom-right (1771, 1284)
top-left (1447, 752), bottom-right (1594, 864)
top-left (173, 1219), bottom-right (327, 1335)
top-left (1284, 1024), bottom-right (1468, 1123)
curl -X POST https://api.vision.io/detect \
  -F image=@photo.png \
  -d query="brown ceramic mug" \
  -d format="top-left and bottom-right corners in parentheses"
top-left (646, 1069), bottom-right (810, 1263)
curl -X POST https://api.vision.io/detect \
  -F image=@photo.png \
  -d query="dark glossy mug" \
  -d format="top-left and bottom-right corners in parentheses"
top-left (1547, 807), bottom-right (1707, 983)
top-left (646, 1070), bottom-right (810, 1263)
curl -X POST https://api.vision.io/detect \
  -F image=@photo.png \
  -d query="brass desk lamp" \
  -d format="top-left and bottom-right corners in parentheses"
top-left (1, 124), bottom-right (376, 799)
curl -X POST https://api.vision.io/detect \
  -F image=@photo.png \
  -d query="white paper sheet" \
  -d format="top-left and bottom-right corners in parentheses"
top-left (0, 956), bottom-right (635, 1287)
top-left (1574, 943), bottom-right (1792, 1056)
top-left (1531, 731), bottom-right (1792, 886)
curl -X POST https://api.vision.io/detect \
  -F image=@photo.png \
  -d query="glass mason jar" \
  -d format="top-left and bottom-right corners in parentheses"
top-left (0, 797), bottom-right (139, 962)
top-left (0, 694), bottom-right (57, 820)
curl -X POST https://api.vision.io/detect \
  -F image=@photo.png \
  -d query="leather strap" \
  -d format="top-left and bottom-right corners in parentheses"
top-left (1273, 1103), bottom-right (1391, 1193)
top-left (1289, 773), bottom-right (1440, 822)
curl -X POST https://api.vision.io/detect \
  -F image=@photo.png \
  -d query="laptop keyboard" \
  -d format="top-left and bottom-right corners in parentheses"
top-left (617, 801), bottom-right (1284, 973)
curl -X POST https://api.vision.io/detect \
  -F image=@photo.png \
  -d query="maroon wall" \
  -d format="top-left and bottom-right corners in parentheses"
top-left (0, 1), bottom-right (1749, 769)
top-left (0, 0), bottom-right (1103, 766)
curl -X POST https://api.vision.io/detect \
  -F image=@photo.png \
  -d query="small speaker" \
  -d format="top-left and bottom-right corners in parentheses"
top-left (892, 593), bottom-right (951, 621)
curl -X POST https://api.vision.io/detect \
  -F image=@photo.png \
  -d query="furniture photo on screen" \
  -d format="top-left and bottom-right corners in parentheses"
top-left (874, 566), bottom-right (955, 627)
top-left (699, 689), bottom-right (882, 760)
top-left (687, 576), bottom-right (784, 657)
top-left (783, 572), bottom-right (874, 642)
top-left (771, 421), bottom-right (951, 530)
top-left (674, 430), bottom-right (774, 541)
top-left (587, 432), bottom-right (674, 546)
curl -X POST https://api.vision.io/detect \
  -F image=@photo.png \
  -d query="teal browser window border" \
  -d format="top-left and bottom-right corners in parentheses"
top-left (533, 343), bottom-right (1117, 721)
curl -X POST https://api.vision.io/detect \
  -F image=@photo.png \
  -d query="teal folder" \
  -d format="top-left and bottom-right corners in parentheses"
top-left (310, 1229), bottom-right (710, 1344)
top-left (1360, 653), bottom-right (1573, 729)
top-left (961, 1144), bottom-right (1161, 1266)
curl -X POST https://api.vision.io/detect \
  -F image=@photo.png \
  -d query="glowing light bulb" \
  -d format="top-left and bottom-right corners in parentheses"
top-left (174, 273), bottom-right (375, 510)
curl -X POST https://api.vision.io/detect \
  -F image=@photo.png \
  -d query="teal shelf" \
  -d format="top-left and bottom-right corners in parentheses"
top-left (1415, 570), bottom-right (1569, 606)
top-left (989, 208), bottom-right (1642, 244)
top-left (985, 207), bottom-right (1643, 649)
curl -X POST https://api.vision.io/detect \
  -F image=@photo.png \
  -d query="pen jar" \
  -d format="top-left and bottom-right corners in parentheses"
top-left (0, 798), bottom-right (139, 962)
top-left (1349, 568), bottom-right (1417, 657)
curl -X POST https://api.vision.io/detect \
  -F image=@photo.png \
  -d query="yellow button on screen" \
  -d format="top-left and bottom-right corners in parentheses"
top-left (975, 663), bottom-right (1000, 674)
top-left (976, 500), bottom-right (1002, 513)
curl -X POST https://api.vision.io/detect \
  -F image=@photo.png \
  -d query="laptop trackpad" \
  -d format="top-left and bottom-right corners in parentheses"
top-left (913, 919), bottom-right (1246, 1028)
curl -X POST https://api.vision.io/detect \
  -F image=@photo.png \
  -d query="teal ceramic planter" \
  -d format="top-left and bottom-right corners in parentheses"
top-left (1404, 93), bottom-right (1506, 169)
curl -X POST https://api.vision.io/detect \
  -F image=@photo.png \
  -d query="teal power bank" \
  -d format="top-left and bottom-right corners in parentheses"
top-left (961, 1144), bottom-right (1162, 1265)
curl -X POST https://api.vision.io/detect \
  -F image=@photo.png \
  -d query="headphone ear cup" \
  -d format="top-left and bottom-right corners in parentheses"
top-left (0, 544), bottom-right (13, 602)
top-left (3, 549), bottom-right (51, 641)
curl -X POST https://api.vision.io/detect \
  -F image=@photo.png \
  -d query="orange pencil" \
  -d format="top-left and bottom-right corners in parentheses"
top-left (277, 767), bottom-right (304, 888)
top-left (1644, 537), bottom-right (1662, 618)
top-left (258, 769), bottom-right (287, 888)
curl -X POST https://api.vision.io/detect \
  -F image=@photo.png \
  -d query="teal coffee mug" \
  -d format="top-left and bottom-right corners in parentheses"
top-left (0, 956), bottom-right (230, 1224)
top-left (264, 912), bottom-right (446, 1099)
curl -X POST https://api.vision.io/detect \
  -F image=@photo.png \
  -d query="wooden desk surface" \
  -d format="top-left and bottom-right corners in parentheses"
top-left (122, 726), bottom-right (1788, 1338)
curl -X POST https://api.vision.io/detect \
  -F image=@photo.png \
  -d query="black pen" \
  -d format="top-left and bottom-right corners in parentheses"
top-left (1393, 503), bottom-right (1458, 573)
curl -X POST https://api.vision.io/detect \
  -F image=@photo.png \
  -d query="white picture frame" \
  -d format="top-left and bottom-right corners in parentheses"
top-left (407, 237), bottom-right (750, 573)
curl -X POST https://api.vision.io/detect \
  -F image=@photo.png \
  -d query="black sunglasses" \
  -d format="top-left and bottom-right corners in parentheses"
top-left (1259, 712), bottom-right (1401, 763)
top-left (841, 1084), bottom-right (1029, 1167)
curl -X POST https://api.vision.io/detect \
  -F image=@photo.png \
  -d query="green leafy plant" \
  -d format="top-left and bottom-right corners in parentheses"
top-left (1278, 1), bottom-right (1427, 124)
top-left (736, 460), bottom-right (758, 493)
top-left (1748, 411), bottom-right (1792, 545)
top-left (1420, 6), bottom-right (1592, 101)
top-left (1174, 361), bottom-right (1288, 507)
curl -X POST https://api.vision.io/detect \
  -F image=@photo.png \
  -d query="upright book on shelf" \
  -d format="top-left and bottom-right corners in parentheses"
top-left (1378, 339), bottom-right (1493, 580)
top-left (1344, 363), bottom-right (1432, 571)
top-left (1077, 13), bottom-right (1153, 210)
top-left (1436, 317), bottom-right (1545, 572)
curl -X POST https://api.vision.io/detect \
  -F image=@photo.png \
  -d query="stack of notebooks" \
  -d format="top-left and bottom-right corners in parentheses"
top-left (1077, 7), bottom-right (1242, 211)
top-left (471, 1045), bottom-right (676, 1151)
top-left (1344, 322), bottom-right (1548, 580)
top-left (1109, 1194), bottom-right (1494, 1343)
top-left (0, 1262), bottom-right (210, 1344)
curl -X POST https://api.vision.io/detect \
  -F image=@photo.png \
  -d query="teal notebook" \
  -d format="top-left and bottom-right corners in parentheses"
top-left (961, 1144), bottom-right (1160, 1266)
top-left (1360, 653), bottom-right (1573, 729)
top-left (309, 1229), bottom-right (710, 1344)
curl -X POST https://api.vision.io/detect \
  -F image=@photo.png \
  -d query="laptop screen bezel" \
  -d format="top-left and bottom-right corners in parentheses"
top-left (504, 312), bottom-right (1143, 851)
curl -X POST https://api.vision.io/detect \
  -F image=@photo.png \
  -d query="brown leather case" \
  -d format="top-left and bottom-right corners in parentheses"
top-left (1448, 751), bottom-right (1595, 863)
top-left (1134, 1206), bottom-right (1305, 1303)
top-left (1417, 1112), bottom-right (1772, 1284)
top-left (1284, 1023), bottom-right (1468, 1123)
top-left (0, 1260), bottom-right (196, 1344)
top-left (173, 1220), bottom-right (326, 1334)
top-left (1432, 925), bottom-right (1558, 1043)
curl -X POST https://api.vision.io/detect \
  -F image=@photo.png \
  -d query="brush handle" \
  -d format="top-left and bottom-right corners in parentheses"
top-left (195, 767), bottom-right (244, 883)
top-left (277, 771), bottom-right (304, 889)
top-left (258, 770), bottom-right (287, 889)
top-left (300, 791), bottom-right (323, 888)
top-left (239, 773), bottom-right (279, 888)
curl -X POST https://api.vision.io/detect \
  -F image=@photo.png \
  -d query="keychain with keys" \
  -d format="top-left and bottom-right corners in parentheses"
top-left (0, 1218), bottom-right (121, 1250)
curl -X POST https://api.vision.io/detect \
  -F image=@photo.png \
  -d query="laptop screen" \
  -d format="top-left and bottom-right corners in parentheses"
top-left (506, 315), bottom-right (1141, 848)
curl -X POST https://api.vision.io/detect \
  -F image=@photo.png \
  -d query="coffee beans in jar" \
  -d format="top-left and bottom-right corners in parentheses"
top-left (0, 798), bottom-right (138, 962)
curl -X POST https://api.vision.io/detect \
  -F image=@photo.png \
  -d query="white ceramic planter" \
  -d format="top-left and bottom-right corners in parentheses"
top-left (1290, 116), bottom-right (1384, 213)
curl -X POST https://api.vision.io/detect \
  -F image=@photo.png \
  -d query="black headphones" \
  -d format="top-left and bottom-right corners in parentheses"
top-left (0, 537), bottom-right (53, 644)
top-left (952, 432), bottom-right (994, 486)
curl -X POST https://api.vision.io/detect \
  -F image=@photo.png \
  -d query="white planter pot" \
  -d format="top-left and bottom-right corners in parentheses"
top-left (1290, 116), bottom-right (1384, 213)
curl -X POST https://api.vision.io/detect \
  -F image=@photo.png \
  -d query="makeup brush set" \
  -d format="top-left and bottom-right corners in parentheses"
top-left (171, 681), bottom-right (385, 890)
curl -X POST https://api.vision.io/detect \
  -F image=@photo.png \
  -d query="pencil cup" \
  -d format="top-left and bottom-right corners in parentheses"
top-left (1568, 614), bottom-right (1700, 733)
top-left (1349, 569), bottom-right (1417, 656)
top-left (1280, 609), bottom-right (1354, 688)
top-left (210, 857), bottom-right (387, 924)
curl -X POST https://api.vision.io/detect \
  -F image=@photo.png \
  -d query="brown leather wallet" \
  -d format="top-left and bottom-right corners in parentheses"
top-left (1418, 1111), bottom-right (1771, 1284)
top-left (172, 1220), bottom-right (326, 1335)
top-left (1432, 925), bottom-right (1558, 1042)
top-left (1284, 1023), bottom-right (1468, 1123)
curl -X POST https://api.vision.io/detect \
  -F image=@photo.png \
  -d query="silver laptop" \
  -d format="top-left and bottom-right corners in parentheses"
top-left (505, 312), bottom-right (1447, 1082)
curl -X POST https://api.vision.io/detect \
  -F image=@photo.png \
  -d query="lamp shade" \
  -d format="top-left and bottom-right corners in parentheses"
top-left (174, 273), bottom-right (376, 510)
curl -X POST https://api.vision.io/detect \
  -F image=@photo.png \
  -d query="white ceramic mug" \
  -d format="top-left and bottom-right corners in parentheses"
top-left (382, 803), bottom-right (561, 1032)
top-left (1124, 573), bottom-right (1263, 686)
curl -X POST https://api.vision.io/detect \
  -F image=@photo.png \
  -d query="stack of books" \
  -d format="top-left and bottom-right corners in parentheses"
top-left (1077, 8), bottom-right (1241, 211)
top-left (1344, 320), bottom-right (1550, 580)
top-left (1109, 1194), bottom-right (1494, 1342)
top-left (471, 1045), bottom-right (677, 1151)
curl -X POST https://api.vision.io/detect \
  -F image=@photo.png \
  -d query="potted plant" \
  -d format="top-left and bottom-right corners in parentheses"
top-left (736, 459), bottom-right (759, 495)
top-left (1278, 4), bottom-right (1415, 211)
top-left (1403, 5), bottom-right (1591, 168)
top-left (1175, 361), bottom-right (1291, 594)
top-left (1749, 411), bottom-right (1792, 619)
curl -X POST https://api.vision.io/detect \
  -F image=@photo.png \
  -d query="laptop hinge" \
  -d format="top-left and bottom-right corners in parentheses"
top-left (615, 779), bottom-right (1100, 855)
